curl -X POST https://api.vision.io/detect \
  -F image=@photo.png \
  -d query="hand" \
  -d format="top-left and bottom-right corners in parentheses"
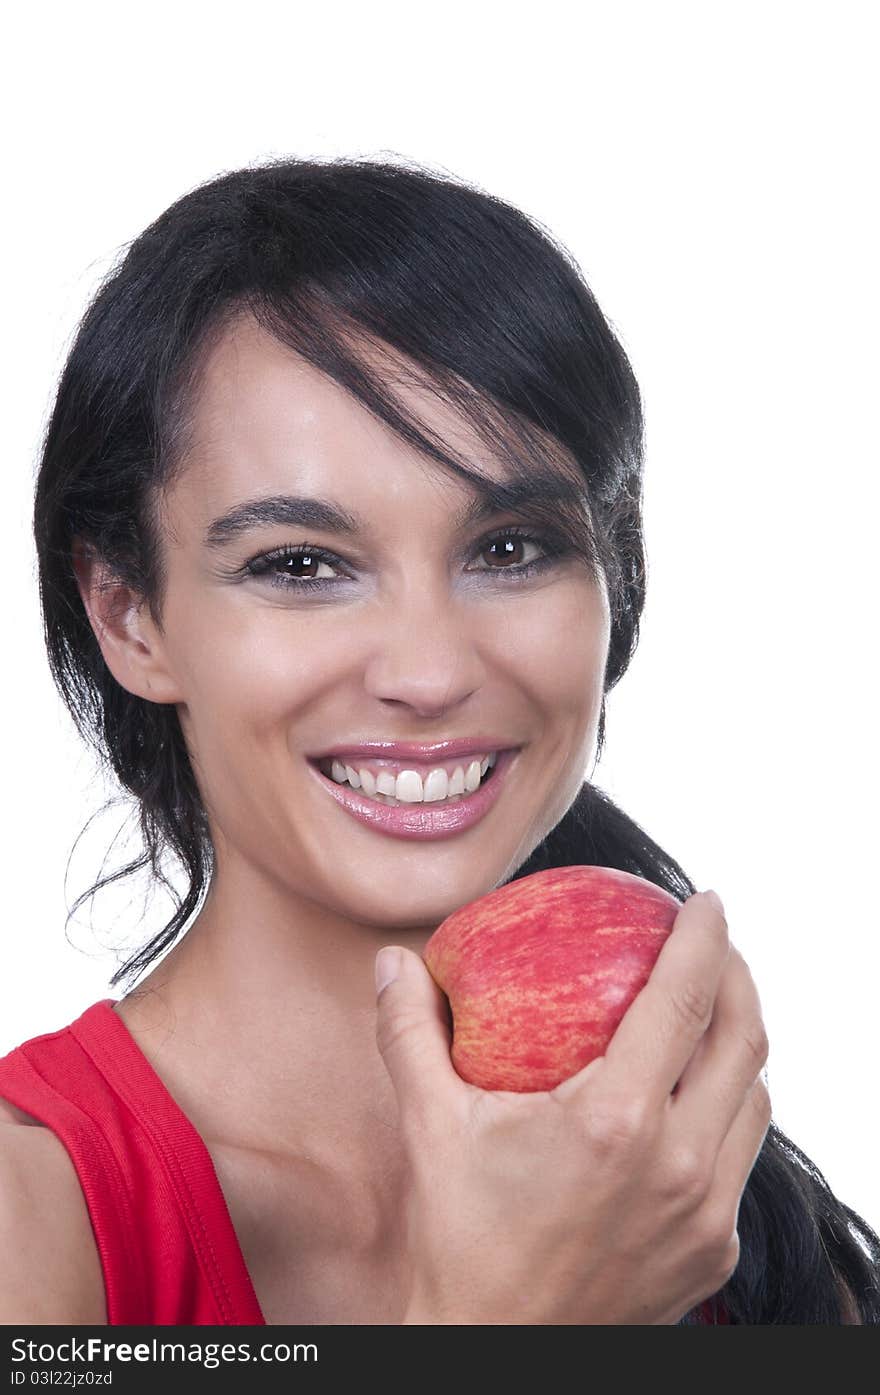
top-left (374, 890), bottom-right (771, 1324)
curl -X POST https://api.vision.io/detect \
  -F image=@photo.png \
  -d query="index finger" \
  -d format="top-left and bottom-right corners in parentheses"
top-left (597, 891), bottom-right (730, 1109)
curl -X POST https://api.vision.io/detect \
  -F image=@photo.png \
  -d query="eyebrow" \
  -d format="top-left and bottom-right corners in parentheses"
top-left (203, 477), bottom-right (581, 549)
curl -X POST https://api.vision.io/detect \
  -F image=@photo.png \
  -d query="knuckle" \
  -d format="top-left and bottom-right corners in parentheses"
top-left (375, 1010), bottom-right (420, 1058)
top-left (699, 1207), bottom-right (741, 1285)
top-left (713, 1231), bottom-right (741, 1287)
top-left (742, 1022), bottom-right (770, 1071)
top-left (583, 1098), bottom-right (649, 1156)
top-left (702, 897), bottom-right (729, 938)
top-left (663, 1146), bottom-right (710, 1204)
top-left (671, 979), bottom-right (714, 1033)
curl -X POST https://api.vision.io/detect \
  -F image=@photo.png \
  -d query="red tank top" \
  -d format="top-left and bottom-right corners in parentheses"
top-left (0, 998), bottom-right (728, 1326)
top-left (0, 999), bottom-right (265, 1325)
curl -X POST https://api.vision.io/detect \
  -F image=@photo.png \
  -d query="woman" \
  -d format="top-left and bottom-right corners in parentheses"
top-left (1, 157), bottom-right (877, 1325)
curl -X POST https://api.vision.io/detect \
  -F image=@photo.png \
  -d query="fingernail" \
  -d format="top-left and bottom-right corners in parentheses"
top-left (704, 889), bottom-right (725, 914)
top-left (375, 947), bottom-right (402, 997)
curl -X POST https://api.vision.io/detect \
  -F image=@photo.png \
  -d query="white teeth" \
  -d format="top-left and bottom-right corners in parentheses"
top-left (446, 765), bottom-right (465, 798)
top-left (463, 760), bottom-right (483, 794)
top-left (359, 768), bottom-right (377, 797)
top-left (326, 752), bottom-right (498, 805)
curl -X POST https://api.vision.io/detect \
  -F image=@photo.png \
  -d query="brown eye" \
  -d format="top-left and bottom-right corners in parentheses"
top-left (245, 543), bottom-right (344, 590)
top-left (470, 528), bottom-right (554, 576)
top-left (481, 535), bottom-right (531, 568)
top-left (241, 527), bottom-right (565, 594)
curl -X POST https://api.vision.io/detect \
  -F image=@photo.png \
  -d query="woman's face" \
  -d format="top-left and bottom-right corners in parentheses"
top-left (133, 315), bottom-right (611, 933)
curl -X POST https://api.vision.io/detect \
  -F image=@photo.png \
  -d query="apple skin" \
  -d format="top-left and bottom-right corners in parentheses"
top-left (423, 865), bottom-right (682, 1093)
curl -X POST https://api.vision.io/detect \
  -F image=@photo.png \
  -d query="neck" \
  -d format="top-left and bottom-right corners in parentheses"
top-left (113, 860), bottom-right (438, 1172)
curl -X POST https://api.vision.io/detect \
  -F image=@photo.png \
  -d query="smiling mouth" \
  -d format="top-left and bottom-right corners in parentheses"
top-left (308, 753), bottom-right (499, 807)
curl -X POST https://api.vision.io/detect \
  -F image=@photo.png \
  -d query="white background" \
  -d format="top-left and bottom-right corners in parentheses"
top-left (3, 2), bottom-right (877, 1235)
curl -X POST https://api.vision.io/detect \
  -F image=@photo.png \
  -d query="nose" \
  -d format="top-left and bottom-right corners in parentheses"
top-left (361, 582), bottom-right (488, 718)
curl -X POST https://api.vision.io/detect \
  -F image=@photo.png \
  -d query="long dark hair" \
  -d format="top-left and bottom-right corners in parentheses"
top-left (32, 155), bottom-right (879, 1323)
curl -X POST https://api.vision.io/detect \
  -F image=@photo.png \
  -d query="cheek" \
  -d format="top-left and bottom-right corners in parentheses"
top-left (172, 605), bottom-right (337, 735)
top-left (169, 577), bottom-right (609, 737)
top-left (508, 585), bottom-right (609, 710)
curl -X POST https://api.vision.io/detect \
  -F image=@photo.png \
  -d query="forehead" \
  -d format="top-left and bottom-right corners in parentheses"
top-left (170, 313), bottom-right (515, 531)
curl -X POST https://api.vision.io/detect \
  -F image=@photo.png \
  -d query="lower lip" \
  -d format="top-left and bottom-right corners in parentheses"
top-left (306, 748), bottom-right (519, 841)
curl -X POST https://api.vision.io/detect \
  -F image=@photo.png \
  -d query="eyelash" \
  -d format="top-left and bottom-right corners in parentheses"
top-left (242, 527), bottom-right (565, 594)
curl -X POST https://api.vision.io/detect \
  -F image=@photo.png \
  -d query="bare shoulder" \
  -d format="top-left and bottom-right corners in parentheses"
top-left (0, 1109), bottom-right (108, 1323)
top-left (0, 1097), bottom-right (45, 1126)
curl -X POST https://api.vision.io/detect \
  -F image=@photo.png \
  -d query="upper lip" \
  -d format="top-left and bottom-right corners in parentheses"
top-left (309, 738), bottom-right (520, 763)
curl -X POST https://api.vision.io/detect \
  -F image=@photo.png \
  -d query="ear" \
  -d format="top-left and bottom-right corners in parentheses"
top-left (71, 536), bottom-right (185, 704)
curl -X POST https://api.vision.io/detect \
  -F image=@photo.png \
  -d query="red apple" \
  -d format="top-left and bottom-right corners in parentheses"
top-left (423, 865), bottom-right (681, 1092)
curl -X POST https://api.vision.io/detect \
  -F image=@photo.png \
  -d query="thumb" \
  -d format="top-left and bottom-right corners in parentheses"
top-left (374, 946), bottom-right (460, 1120)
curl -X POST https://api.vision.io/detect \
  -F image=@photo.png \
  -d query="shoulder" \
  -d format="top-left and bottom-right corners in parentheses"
top-left (0, 1107), bottom-right (108, 1323)
top-left (0, 1097), bottom-right (44, 1126)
